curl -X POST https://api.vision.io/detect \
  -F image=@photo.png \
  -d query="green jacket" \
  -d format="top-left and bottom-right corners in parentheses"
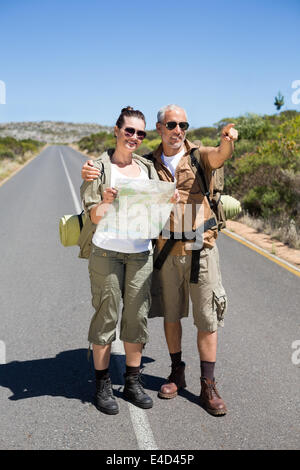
top-left (78, 148), bottom-right (159, 259)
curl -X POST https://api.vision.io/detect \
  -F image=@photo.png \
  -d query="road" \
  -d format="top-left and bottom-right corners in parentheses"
top-left (0, 146), bottom-right (299, 450)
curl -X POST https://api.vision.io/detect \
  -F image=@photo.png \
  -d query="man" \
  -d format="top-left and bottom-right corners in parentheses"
top-left (81, 104), bottom-right (237, 416)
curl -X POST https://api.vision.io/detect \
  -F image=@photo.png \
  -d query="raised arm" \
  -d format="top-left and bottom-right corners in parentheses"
top-left (201, 123), bottom-right (238, 169)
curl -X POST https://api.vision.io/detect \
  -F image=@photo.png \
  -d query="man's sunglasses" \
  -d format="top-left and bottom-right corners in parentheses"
top-left (124, 127), bottom-right (147, 140)
top-left (165, 121), bottom-right (189, 131)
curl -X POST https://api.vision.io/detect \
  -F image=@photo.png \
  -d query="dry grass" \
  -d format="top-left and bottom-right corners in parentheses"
top-left (236, 212), bottom-right (300, 249)
top-left (0, 158), bottom-right (21, 181)
top-left (0, 150), bottom-right (42, 183)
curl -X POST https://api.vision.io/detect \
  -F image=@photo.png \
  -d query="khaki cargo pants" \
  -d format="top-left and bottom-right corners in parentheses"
top-left (149, 244), bottom-right (227, 332)
top-left (88, 244), bottom-right (153, 345)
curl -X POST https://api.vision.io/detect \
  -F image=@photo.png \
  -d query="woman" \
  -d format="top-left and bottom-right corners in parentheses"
top-left (81, 106), bottom-right (178, 415)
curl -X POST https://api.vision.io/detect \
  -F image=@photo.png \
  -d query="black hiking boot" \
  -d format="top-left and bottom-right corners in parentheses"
top-left (123, 372), bottom-right (153, 409)
top-left (95, 377), bottom-right (119, 415)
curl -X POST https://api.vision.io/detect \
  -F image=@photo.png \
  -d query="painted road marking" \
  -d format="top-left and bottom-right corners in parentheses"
top-left (112, 322), bottom-right (158, 450)
top-left (0, 341), bottom-right (6, 364)
top-left (223, 229), bottom-right (300, 278)
top-left (59, 149), bottom-right (81, 213)
top-left (61, 150), bottom-right (158, 450)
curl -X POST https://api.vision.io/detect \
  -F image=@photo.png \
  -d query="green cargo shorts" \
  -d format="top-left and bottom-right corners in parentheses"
top-left (88, 244), bottom-right (153, 345)
top-left (149, 244), bottom-right (227, 332)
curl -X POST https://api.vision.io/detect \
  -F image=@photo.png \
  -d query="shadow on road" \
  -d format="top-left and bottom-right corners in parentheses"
top-left (0, 349), bottom-right (164, 404)
top-left (0, 349), bottom-right (200, 405)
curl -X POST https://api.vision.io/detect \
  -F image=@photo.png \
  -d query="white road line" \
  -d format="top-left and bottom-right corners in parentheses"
top-left (0, 341), bottom-right (6, 364)
top-left (59, 149), bottom-right (82, 214)
top-left (112, 323), bottom-right (158, 450)
top-left (61, 154), bottom-right (158, 450)
top-left (127, 403), bottom-right (158, 450)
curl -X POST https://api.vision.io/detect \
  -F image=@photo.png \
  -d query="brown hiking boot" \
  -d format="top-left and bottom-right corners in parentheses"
top-left (158, 361), bottom-right (187, 399)
top-left (199, 377), bottom-right (227, 416)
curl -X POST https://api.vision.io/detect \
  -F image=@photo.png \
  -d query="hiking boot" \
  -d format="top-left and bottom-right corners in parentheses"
top-left (95, 377), bottom-right (119, 415)
top-left (199, 377), bottom-right (227, 416)
top-left (158, 361), bottom-right (186, 399)
top-left (123, 372), bottom-right (153, 409)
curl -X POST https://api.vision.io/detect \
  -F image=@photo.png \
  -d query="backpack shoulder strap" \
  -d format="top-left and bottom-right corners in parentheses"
top-left (189, 148), bottom-right (214, 209)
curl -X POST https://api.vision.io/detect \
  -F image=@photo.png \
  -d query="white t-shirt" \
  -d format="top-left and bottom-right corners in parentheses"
top-left (92, 163), bottom-right (152, 253)
top-left (161, 148), bottom-right (185, 178)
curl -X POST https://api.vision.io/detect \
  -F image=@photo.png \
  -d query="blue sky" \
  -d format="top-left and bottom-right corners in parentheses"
top-left (0, 0), bottom-right (299, 129)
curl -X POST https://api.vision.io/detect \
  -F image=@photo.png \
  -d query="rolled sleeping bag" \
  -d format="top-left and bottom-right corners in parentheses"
top-left (221, 195), bottom-right (242, 219)
top-left (59, 196), bottom-right (242, 247)
top-left (59, 212), bottom-right (87, 247)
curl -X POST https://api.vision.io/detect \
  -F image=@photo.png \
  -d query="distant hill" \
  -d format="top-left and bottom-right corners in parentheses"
top-left (0, 121), bottom-right (113, 143)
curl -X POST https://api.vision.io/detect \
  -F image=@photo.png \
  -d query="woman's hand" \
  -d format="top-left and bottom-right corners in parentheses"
top-left (82, 160), bottom-right (100, 181)
top-left (102, 188), bottom-right (118, 204)
top-left (91, 188), bottom-right (118, 224)
top-left (170, 189), bottom-right (180, 204)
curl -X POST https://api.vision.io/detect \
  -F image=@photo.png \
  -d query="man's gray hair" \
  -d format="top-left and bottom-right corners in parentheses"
top-left (157, 104), bottom-right (187, 123)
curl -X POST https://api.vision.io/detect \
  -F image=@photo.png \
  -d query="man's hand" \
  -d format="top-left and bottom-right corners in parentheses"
top-left (203, 124), bottom-right (238, 169)
top-left (220, 123), bottom-right (238, 142)
top-left (82, 160), bottom-right (100, 181)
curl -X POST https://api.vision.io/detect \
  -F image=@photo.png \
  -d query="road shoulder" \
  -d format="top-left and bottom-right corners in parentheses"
top-left (225, 220), bottom-right (300, 269)
top-left (0, 144), bottom-right (48, 187)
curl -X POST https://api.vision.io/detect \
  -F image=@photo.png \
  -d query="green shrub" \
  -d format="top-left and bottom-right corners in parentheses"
top-left (215, 113), bottom-right (266, 140)
top-left (134, 143), bottom-right (153, 156)
top-left (142, 137), bottom-right (161, 151)
top-left (0, 137), bottom-right (23, 155)
top-left (0, 136), bottom-right (42, 164)
top-left (0, 150), bottom-right (15, 160)
top-left (144, 130), bottom-right (159, 140)
top-left (77, 131), bottom-right (115, 154)
top-left (187, 126), bottom-right (218, 142)
top-left (232, 139), bottom-right (259, 159)
top-left (200, 137), bottom-right (219, 147)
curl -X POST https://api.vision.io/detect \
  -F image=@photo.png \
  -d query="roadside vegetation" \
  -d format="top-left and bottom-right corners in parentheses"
top-left (0, 136), bottom-right (44, 182)
top-left (77, 110), bottom-right (300, 248)
top-left (220, 111), bottom-right (300, 249)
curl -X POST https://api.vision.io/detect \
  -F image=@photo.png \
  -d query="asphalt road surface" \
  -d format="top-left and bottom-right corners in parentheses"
top-left (0, 146), bottom-right (299, 450)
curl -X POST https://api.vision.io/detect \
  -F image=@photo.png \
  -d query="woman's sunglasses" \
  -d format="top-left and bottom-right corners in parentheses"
top-left (124, 127), bottom-right (147, 140)
top-left (165, 121), bottom-right (189, 131)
